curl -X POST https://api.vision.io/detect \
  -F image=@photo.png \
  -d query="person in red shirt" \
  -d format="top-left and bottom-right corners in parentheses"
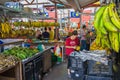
top-left (65, 30), bottom-right (80, 77)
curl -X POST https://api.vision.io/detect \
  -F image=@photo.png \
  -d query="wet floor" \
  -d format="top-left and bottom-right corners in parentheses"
top-left (43, 62), bottom-right (72, 80)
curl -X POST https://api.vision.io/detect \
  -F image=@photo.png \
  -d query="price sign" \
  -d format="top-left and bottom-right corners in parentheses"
top-left (70, 12), bottom-right (80, 18)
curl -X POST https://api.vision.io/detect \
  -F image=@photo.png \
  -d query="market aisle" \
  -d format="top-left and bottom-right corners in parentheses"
top-left (43, 62), bottom-right (72, 80)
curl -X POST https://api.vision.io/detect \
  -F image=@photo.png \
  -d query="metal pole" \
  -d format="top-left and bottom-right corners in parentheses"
top-left (36, 0), bottom-right (39, 13)
top-left (68, 10), bottom-right (70, 27)
top-left (55, 3), bottom-right (57, 22)
top-left (55, 2), bottom-right (58, 40)
top-left (80, 9), bottom-right (83, 29)
top-left (60, 10), bottom-right (62, 29)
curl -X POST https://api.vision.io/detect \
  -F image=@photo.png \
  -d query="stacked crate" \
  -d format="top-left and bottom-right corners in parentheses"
top-left (69, 52), bottom-right (86, 80)
top-left (85, 60), bottom-right (113, 80)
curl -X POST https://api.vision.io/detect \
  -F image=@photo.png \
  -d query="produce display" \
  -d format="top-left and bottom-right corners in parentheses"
top-left (13, 21), bottom-right (60, 27)
top-left (90, 40), bottom-right (111, 55)
top-left (0, 21), bottom-right (59, 38)
top-left (93, 3), bottom-right (120, 53)
top-left (0, 54), bottom-right (19, 70)
top-left (0, 22), bottom-right (35, 38)
top-left (0, 22), bottom-right (12, 38)
top-left (3, 47), bottom-right (39, 60)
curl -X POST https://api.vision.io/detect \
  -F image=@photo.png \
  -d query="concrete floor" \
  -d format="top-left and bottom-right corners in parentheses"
top-left (43, 62), bottom-right (72, 80)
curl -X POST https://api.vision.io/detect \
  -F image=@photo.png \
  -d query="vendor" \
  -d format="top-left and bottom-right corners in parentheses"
top-left (65, 30), bottom-right (80, 78)
top-left (49, 27), bottom-right (54, 40)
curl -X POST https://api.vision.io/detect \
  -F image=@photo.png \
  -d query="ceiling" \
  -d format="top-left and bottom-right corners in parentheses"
top-left (0, 0), bottom-right (100, 11)
top-left (50, 0), bottom-right (99, 10)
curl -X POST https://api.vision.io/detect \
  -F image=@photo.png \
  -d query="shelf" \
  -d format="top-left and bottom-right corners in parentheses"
top-left (0, 39), bottom-right (24, 46)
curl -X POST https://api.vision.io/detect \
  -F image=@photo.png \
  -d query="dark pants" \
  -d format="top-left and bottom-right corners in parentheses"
top-left (67, 56), bottom-right (71, 69)
top-left (80, 40), bottom-right (87, 51)
top-left (86, 43), bottom-right (90, 51)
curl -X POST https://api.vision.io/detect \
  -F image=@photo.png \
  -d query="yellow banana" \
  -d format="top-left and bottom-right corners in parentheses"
top-left (103, 6), bottom-right (118, 32)
top-left (1, 23), bottom-right (5, 33)
top-left (5, 23), bottom-right (9, 34)
top-left (109, 3), bottom-right (120, 29)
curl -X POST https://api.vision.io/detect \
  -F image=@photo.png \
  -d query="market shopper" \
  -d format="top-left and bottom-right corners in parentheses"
top-left (42, 27), bottom-right (50, 40)
top-left (80, 25), bottom-right (87, 51)
top-left (65, 30), bottom-right (80, 78)
top-left (49, 27), bottom-right (54, 40)
top-left (86, 31), bottom-right (91, 50)
top-left (35, 29), bottom-right (42, 40)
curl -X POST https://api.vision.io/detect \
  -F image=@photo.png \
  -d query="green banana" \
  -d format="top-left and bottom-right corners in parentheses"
top-left (101, 36), bottom-right (106, 48)
top-left (109, 3), bottom-right (120, 29)
top-left (118, 33), bottom-right (120, 48)
top-left (99, 15), bottom-right (108, 34)
top-left (95, 32), bottom-right (102, 47)
top-left (94, 6), bottom-right (106, 31)
top-left (112, 32), bottom-right (119, 52)
top-left (104, 35), bottom-right (111, 48)
top-left (101, 35), bottom-right (110, 49)
top-left (103, 6), bottom-right (118, 32)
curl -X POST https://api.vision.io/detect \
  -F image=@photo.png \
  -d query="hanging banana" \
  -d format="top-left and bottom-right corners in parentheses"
top-left (109, 3), bottom-right (120, 29)
top-left (94, 6), bottom-right (106, 32)
top-left (103, 6), bottom-right (118, 32)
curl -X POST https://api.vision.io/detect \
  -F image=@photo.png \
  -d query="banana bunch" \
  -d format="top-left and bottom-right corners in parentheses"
top-left (0, 22), bottom-right (12, 38)
top-left (1, 22), bottom-right (11, 34)
top-left (13, 21), bottom-right (60, 28)
top-left (90, 39), bottom-right (111, 55)
top-left (93, 3), bottom-right (120, 53)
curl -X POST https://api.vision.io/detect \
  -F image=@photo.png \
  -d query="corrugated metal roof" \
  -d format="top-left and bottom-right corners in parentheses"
top-left (50, 0), bottom-right (99, 10)
top-left (0, 0), bottom-right (11, 4)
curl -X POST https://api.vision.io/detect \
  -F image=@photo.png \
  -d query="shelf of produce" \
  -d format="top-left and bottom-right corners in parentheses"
top-left (0, 62), bottom-right (19, 74)
top-left (0, 62), bottom-right (22, 80)
top-left (22, 47), bottom-right (51, 64)
top-left (30, 41), bottom-right (64, 46)
top-left (21, 47), bottom-right (52, 79)
top-left (28, 41), bottom-right (65, 62)
top-left (0, 39), bottom-right (24, 52)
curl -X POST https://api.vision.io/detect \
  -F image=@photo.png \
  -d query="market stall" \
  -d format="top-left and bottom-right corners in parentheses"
top-left (0, 0), bottom-right (120, 80)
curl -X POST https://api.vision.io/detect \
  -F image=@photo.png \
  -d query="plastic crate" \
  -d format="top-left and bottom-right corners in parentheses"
top-left (70, 68), bottom-right (84, 80)
top-left (34, 57), bottom-right (43, 72)
top-left (87, 60), bottom-right (113, 76)
top-left (34, 57), bottom-right (43, 80)
top-left (70, 56), bottom-right (84, 69)
top-left (100, 61), bottom-right (113, 76)
top-left (85, 75), bottom-right (112, 80)
top-left (24, 62), bottom-right (34, 80)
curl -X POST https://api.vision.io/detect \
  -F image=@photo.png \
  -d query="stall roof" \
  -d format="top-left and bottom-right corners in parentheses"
top-left (50, 0), bottom-right (99, 10)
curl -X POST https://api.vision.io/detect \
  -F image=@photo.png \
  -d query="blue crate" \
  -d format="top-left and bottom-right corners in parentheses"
top-left (85, 76), bottom-right (112, 80)
top-left (100, 61), bottom-right (113, 76)
top-left (70, 68), bottom-right (84, 80)
top-left (70, 56), bottom-right (84, 69)
top-left (87, 60), bottom-right (113, 76)
top-left (87, 60), bottom-right (101, 75)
